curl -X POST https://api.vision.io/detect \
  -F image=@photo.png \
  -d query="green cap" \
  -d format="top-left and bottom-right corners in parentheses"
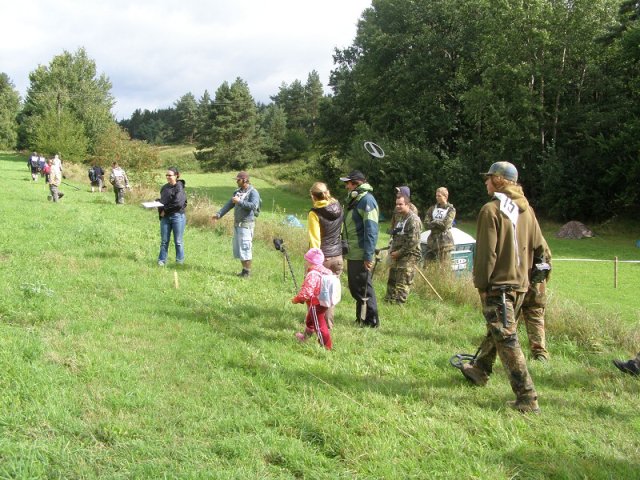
top-left (481, 162), bottom-right (518, 182)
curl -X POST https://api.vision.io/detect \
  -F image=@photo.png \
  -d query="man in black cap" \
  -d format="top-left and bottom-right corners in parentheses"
top-left (212, 171), bottom-right (261, 277)
top-left (340, 170), bottom-right (380, 327)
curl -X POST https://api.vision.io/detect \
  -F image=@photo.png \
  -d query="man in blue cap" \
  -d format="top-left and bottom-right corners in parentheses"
top-left (457, 161), bottom-right (548, 414)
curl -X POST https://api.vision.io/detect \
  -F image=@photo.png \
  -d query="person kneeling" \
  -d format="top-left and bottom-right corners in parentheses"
top-left (292, 248), bottom-right (333, 350)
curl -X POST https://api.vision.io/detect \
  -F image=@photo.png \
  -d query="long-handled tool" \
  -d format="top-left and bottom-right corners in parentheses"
top-left (491, 284), bottom-right (517, 328)
top-left (415, 267), bottom-right (444, 301)
top-left (310, 304), bottom-right (325, 348)
top-left (273, 238), bottom-right (298, 291)
top-left (371, 246), bottom-right (389, 278)
top-left (61, 181), bottom-right (81, 191)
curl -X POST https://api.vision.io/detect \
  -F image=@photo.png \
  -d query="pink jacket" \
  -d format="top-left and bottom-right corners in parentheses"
top-left (292, 264), bottom-right (333, 305)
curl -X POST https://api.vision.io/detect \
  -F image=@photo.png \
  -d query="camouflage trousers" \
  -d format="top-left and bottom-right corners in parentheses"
top-left (520, 282), bottom-right (548, 359)
top-left (385, 257), bottom-right (417, 304)
top-left (473, 291), bottom-right (538, 403)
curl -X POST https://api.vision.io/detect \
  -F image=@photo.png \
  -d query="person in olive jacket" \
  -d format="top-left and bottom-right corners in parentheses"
top-left (157, 167), bottom-right (187, 266)
top-left (457, 161), bottom-right (547, 414)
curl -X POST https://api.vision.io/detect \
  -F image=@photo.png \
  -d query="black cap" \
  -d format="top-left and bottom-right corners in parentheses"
top-left (339, 170), bottom-right (366, 182)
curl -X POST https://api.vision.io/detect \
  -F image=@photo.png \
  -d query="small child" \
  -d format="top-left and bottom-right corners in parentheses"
top-left (292, 248), bottom-right (333, 350)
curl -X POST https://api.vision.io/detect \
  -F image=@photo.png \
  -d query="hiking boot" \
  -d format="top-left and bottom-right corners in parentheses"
top-left (533, 354), bottom-right (548, 363)
top-left (613, 359), bottom-right (640, 376)
top-left (237, 269), bottom-right (250, 278)
top-left (507, 399), bottom-right (541, 414)
top-left (460, 364), bottom-right (488, 386)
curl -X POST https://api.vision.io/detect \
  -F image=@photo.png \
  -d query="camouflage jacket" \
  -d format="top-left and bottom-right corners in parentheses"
top-left (390, 211), bottom-right (422, 261)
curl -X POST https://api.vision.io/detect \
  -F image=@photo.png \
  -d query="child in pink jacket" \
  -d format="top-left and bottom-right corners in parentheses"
top-left (292, 248), bottom-right (333, 350)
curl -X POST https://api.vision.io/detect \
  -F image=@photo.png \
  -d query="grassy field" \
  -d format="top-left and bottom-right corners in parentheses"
top-left (1, 151), bottom-right (639, 479)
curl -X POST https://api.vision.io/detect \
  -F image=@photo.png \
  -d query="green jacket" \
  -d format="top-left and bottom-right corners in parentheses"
top-left (343, 183), bottom-right (379, 262)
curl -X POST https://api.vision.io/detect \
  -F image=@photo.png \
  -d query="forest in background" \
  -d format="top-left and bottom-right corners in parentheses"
top-left (1, 0), bottom-right (639, 219)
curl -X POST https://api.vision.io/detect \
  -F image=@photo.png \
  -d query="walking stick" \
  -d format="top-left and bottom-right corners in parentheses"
top-left (310, 304), bottom-right (325, 347)
top-left (415, 267), bottom-right (444, 301)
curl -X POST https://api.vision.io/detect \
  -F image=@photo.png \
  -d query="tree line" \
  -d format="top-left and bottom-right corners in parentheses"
top-left (1, 0), bottom-right (639, 220)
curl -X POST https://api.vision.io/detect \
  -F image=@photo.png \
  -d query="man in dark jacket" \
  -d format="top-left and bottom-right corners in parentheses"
top-left (341, 170), bottom-right (380, 328)
top-left (457, 161), bottom-right (547, 414)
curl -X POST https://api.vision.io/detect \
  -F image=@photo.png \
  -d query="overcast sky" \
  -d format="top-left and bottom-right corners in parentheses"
top-left (1, 0), bottom-right (371, 120)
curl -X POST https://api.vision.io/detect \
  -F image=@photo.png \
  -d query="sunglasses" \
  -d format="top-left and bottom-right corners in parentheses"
top-left (166, 174), bottom-right (176, 177)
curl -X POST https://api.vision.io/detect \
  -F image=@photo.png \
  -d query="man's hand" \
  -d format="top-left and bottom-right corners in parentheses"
top-left (231, 195), bottom-right (240, 204)
top-left (364, 260), bottom-right (374, 271)
top-left (211, 214), bottom-right (219, 222)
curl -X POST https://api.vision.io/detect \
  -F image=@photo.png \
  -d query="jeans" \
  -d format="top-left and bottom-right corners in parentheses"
top-left (158, 212), bottom-right (186, 264)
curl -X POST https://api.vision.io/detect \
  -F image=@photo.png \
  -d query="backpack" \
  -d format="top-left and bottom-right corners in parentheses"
top-left (88, 167), bottom-right (97, 182)
top-left (316, 272), bottom-right (342, 308)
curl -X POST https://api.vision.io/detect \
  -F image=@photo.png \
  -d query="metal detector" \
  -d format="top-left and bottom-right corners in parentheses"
top-left (363, 141), bottom-right (385, 173)
top-left (449, 348), bottom-right (480, 371)
top-left (273, 238), bottom-right (298, 291)
top-left (61, 181), bottom-right (81, 191)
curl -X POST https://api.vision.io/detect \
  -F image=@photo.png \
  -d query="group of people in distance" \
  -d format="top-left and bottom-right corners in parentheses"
top-left (87, 161), bottom-right (131, 204)
top-left (28, 152), bottom-right (64, 202)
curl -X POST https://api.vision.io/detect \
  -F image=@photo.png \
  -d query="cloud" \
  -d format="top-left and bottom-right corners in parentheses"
top-left (1, 0), bottom-right (370, 119)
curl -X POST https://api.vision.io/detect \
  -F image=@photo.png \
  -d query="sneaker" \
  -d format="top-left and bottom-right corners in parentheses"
top-left (507, 399), bottom-right (541, 414)
top-left (613, 359), bottom-right (640, 376)
top-left (460, 363), bottom-right (489, 386)
top-left (295, 332), bottom-right (308, 342)
top-left (158, 261), bottom-right (166, 267)
top-left (533, 354), bottom-right (548, 363)
top-left (237, 269), bottom-right (250, 278)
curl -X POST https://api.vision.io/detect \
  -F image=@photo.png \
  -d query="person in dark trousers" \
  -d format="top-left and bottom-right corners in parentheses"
top-left (340, 170), bottom-right (380, 328)
top-left (307, 181), bottom-right (343, 328)
top-left (157, 167), bottom-right (187, 266)
top-left (89, 164), bottom-right (105, 193)
top-left (212, 171), bottom-right (261, 277)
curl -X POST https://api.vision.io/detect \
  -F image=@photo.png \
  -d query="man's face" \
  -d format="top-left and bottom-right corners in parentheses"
top-left (236, 178), bottom-right (247, 189)
top-left (485, 176), bottom-right (495, 195)
top-left (395, 197), bottom-right (410, 215)
top-left (344, 180), bottom-right (356, 192)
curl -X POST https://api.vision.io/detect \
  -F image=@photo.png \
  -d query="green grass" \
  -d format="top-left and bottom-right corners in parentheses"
top-left (1, 151), bottom-right (639, 478)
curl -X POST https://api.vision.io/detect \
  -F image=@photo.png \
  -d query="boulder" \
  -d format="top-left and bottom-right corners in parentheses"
top-left (556, 221), bottom-right (594, 239)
